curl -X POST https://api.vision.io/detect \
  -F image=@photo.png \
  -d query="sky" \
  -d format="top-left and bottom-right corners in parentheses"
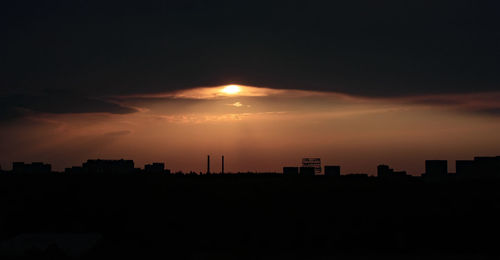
top-left (1, 1), bottom-right (500, 174)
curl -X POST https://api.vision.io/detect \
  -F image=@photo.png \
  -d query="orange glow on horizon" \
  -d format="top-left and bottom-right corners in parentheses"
top-left (2, 86), bottom-right (500, 175)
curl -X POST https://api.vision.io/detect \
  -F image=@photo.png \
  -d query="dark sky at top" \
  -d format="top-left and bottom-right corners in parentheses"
top-left (1, 0), bottom-right (499, 118)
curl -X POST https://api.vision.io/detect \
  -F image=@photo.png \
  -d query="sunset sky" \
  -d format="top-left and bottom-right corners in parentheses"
top-left (1, 1), bottom-right (500, 174)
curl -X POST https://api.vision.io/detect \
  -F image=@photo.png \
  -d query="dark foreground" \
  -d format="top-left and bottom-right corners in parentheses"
top-left (1, 174), bottom-right (499, 259)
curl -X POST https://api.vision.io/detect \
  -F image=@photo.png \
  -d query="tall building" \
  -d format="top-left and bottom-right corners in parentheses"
top-left (456, 156), bottom-right (500, 180)
top-left (474, 156), bottom-right (500, 179)
top-left (456, 160), bottom-right (475, 179)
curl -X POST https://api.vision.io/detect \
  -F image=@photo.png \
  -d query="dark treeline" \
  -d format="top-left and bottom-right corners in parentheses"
top-left (1, 173), bottom-right (500, 259)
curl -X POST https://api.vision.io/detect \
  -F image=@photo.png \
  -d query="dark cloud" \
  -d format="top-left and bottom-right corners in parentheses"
top-left (391, 92), bottom-right (500, 117)
top-left (0, 92), bottom-right (137, 121)
top-left (0, 107), bottom-right (25, 122)
top-left (470, 108), bottom-right (500, 116)
top-left (406, 97), bottom-right (465, 106)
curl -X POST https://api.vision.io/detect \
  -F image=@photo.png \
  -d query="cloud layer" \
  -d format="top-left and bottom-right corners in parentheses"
top-left (0, 92), bottom-right (137, 122)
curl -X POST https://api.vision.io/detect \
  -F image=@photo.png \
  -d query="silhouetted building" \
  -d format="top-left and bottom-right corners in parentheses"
top-left (299, 167), bottom-right (315, 176)
top-left (455, 156), bottom-right (500, 180)
top-left (145, 163), bottom-right (165, 174)
top-left (474, 156), bottom-right (500, 179)
top-left (423, 160), bottom-right (448, 181)
top-left (324, 166), bottom-right (340, 177)
top-left (377, 165), bottom-right (392, 178)
top-left (377, 164), bottom-right (408, 180)
top-left (82, 159), bottom-right (135, 174)
top-left (12, 162), bottom-right (51, 174)
top-left (456, 160), bottom-right (475, 179)
top-left (283, 167), bottom-right (299, 176)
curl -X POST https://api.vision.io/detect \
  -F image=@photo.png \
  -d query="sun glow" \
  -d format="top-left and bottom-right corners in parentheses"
top-left (119, 84), bottom-right (288, 99)
top-left (221, 85), bottom-right (241, 95)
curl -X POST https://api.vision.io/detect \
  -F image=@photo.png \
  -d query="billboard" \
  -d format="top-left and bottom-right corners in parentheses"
top-left (302, 158), bottom-right (321, 174)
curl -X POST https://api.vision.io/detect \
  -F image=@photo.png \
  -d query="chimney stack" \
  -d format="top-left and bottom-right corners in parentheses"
top-left (207, 155), bottom-right (210, 174)
top-left (222, 155), bottom-right (224, 174)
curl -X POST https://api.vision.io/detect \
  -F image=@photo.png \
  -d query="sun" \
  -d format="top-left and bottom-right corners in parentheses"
top-left (221, 85), bottom-right (241, 95)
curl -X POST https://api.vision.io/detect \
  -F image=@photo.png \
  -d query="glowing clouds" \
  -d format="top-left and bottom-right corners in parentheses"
top-left (232, 102), bottom-right (243, 107)
top-left (121, 84), bottom-right (285, 100)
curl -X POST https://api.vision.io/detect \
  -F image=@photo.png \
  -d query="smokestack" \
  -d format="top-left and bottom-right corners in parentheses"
top-left (222, 155), bottom-right (224, 174)
top-left (207, 155), bottom-right (210, 174)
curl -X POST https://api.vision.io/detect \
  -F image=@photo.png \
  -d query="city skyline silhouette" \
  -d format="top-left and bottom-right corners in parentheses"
top-left (4, 154), bottom-right (500, 179)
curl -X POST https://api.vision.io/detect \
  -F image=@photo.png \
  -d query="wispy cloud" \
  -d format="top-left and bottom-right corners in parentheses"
top-left (232, 102), bottom-right (243, 107)
top-left (155, 111), bottom-right (288, 124)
